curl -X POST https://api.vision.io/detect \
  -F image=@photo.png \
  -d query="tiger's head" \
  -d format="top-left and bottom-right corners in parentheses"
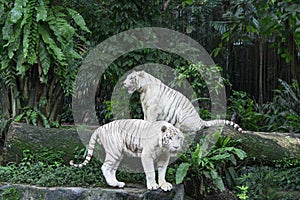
top-left (123, 70), bottom-right (145, 94)
top-left (160, 124), bottom-right (184, 155)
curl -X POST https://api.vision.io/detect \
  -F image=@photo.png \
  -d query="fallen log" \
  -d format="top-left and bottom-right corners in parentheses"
top-left (226, 129), bottom-right (300, 161)
top-left (1, 122), bottom-right (300, 165)
top-left (1, 122), bottom-right (85, 164)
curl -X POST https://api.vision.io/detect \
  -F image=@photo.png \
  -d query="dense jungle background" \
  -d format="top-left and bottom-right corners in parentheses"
top-left (0, 0), bottom-right (299, 200)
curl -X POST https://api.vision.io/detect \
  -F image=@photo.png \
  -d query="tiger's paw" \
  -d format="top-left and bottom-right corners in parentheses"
top-left (108, 181), bottom-right (125, 188)
top-left (159, 182), bottom-right (172, 191)
top-left (147, 182), bottom-right (159, 190)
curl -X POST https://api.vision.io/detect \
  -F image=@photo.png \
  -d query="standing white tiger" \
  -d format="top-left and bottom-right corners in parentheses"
top-left (123, 70), bottom-right (245, 133)
top-left (70, 119), bottom-right (184, 191)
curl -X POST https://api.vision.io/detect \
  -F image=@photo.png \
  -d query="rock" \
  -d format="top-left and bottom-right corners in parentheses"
top-left (0, 183), bottom-right (184, 200)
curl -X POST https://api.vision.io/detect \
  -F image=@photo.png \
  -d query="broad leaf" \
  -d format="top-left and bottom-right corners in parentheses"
top-left (233, 148), bottom-right (247, 160)
top-left (10, 0), bottom-right (24, 23)
top-left (210, 170), bottom-right (225, 191)
top-left (192, 143), bottom-right (201, 164)
top-left (66, 8), bottom-right (91, 33)
top-left (36, 0), bottom-right (47, 22)
top-left (2, 20), bottom-right (13, 41)
top-left (23, 23), bottom-right (31, 59)
top-left (210, 153), bottom-right (231, 161)
top-left (39, 41), bottom-right (51, 81)
top-left (38, 25), bottom-right (66, 64)
top-left (176, 163), bottom-right (191, 184)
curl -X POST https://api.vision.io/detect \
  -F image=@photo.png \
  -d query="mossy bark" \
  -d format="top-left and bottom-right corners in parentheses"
top-left (219, 128), bottom-right (300, 162)
top-left (2, 122), bottom-right (86, 164)
top-left (2, 122), bottom-right (300, 165)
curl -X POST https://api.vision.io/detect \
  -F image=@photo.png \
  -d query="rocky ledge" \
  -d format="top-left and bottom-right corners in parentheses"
top-left (0, 183), bottom-right (184, 200)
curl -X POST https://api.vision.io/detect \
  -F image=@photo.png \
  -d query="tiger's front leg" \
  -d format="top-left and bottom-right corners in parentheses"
top-left (157, 153), bottom-right (172, 191)
top-left (141, 151), bottom-right (159, 190)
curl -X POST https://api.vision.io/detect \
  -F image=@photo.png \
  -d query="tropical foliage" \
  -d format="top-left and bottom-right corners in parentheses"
top-left (212, 0), bottom-right (300, 104)
top-left (0, 1), bottom-right (299, 199)
top-left (0, 0), bottom-right (90, 124)
top-left (228, 79), bottom-right (300, 133)
top-left (176, 133), bottom-right (246, 198)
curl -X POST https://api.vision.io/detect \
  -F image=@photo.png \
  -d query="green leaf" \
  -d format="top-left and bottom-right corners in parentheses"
top-left (37, 111), bottom-right (50, 128)
top-left (233, 149), bottom-right (247, 160)
top-left (14, 113), bottom-right (25, 122)
top-left (192, 143), bottom-right (201, 162)
top-left (39, 41), bottom-right (51, 83)
top-left (30, 111), bottom-right (38, 126)
top-left (8, 35), bottom-right (21, 59)
top-left (210, 153), bottom-right (231, 161)
top-left (222, 136), bottom-right (231, 147)
top-left (36, 0), bottom-right (48, 22)
top-left (66, 8), bottom-right (90, 33)
top-left (38, 25), bottom-right (66, 64)
top-left (229, 155), bottom-right (237, 165)
top-left (23, 23), bottom-right (31, 60)
top-left (176, 163), bottom-right (191, 184)
top-left (210, 170), bottom-right (225, 191)
top-left (10, 0), bottom-right (25, 23)
top-left (2, 20), bottom-right (14, 41)
top-left (47, 9), bottom-right (75, 42)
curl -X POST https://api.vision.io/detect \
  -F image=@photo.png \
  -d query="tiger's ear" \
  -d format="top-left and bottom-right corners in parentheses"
top-left (161, 125), bottom-right (167, 132)
top-left (138, 71), bottom-right (145, 77)
top-left (130, 70), bottom-right (137, 75)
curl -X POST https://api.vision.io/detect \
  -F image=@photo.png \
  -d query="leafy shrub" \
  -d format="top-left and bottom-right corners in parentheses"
top-left (236, 166), bottom-right (300, 200)
top-left (14, 107), bottom-right (50, 128)
top-left (228, 90), bottom-right (264, 131)
top-left (0, 148), bottom-right (146, 187)
top-left (176, 132), bottom-right (246, 198)
top-left (228, 79), bottom-right (300, 133)
top-left (172, 63), bottom-right (229, 116)
top-left (261, 79), bottom-right (300, 133)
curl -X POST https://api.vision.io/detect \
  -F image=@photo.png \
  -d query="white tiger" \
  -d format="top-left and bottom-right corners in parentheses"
top-left (123, 70), bottom-right (245, 133)
top-left (70, 119), bottom-right (184, 191)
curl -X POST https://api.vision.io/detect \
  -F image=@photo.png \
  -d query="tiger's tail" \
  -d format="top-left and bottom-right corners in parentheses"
top-left (204, 119), bottom-right (245, 133)
top-left (69, 130), bottom-right (99, 168)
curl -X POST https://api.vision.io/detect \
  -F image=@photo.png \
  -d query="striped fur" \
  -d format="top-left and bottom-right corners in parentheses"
top-left (70, 119), bottom-right (183, 191)
top-left (123, 70), bottom-right (245, 133)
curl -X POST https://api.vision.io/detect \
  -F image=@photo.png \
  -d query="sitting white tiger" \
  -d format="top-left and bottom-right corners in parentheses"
top-left (70, 119), bottom-right (184, 191)
top-left (123, 70), bottom-right (245, 133)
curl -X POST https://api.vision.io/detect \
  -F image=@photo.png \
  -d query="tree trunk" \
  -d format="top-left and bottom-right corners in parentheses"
top-left (258, 39), bottom-right (264, 105)
top-left (1, 122), bottom-right (85, 164)
top-left (219, 128), bottom-right (300, 162)
top-left (2, 122), bottom-right (300, 165)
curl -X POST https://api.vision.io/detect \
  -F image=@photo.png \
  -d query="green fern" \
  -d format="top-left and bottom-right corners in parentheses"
top-left (0, 0), bottom-right (90, 124)
top-left (1, 0), bottom-right (89, 89)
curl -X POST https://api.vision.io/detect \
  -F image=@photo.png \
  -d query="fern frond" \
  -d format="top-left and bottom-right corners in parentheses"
top-left (35, 0), bottom-right (48, 22)
top-left (278, 79), bottom-right (300, 105)
top-left (210, 21), bottom-right (228, 34)
top-left (1, 61), bottom-right (17, 88)
top-left (38, 25), bottom-right (67, 65)
top-left (51, 8), bottom-right (75, 40)
top-left (21, 0), bottom-right (34, 61)
top-left (66, 8), bottom-right (91, 33)
top-left (2, 20), bottom-right (14, 42)
top-left (7, 28), bottom-right (21, 59)
top-left (38, 40), bottom-right (51, 82)
top-left (9, 0), bottom-right (25, 23)
top-left (16, 47), bottom-right (29, 76)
